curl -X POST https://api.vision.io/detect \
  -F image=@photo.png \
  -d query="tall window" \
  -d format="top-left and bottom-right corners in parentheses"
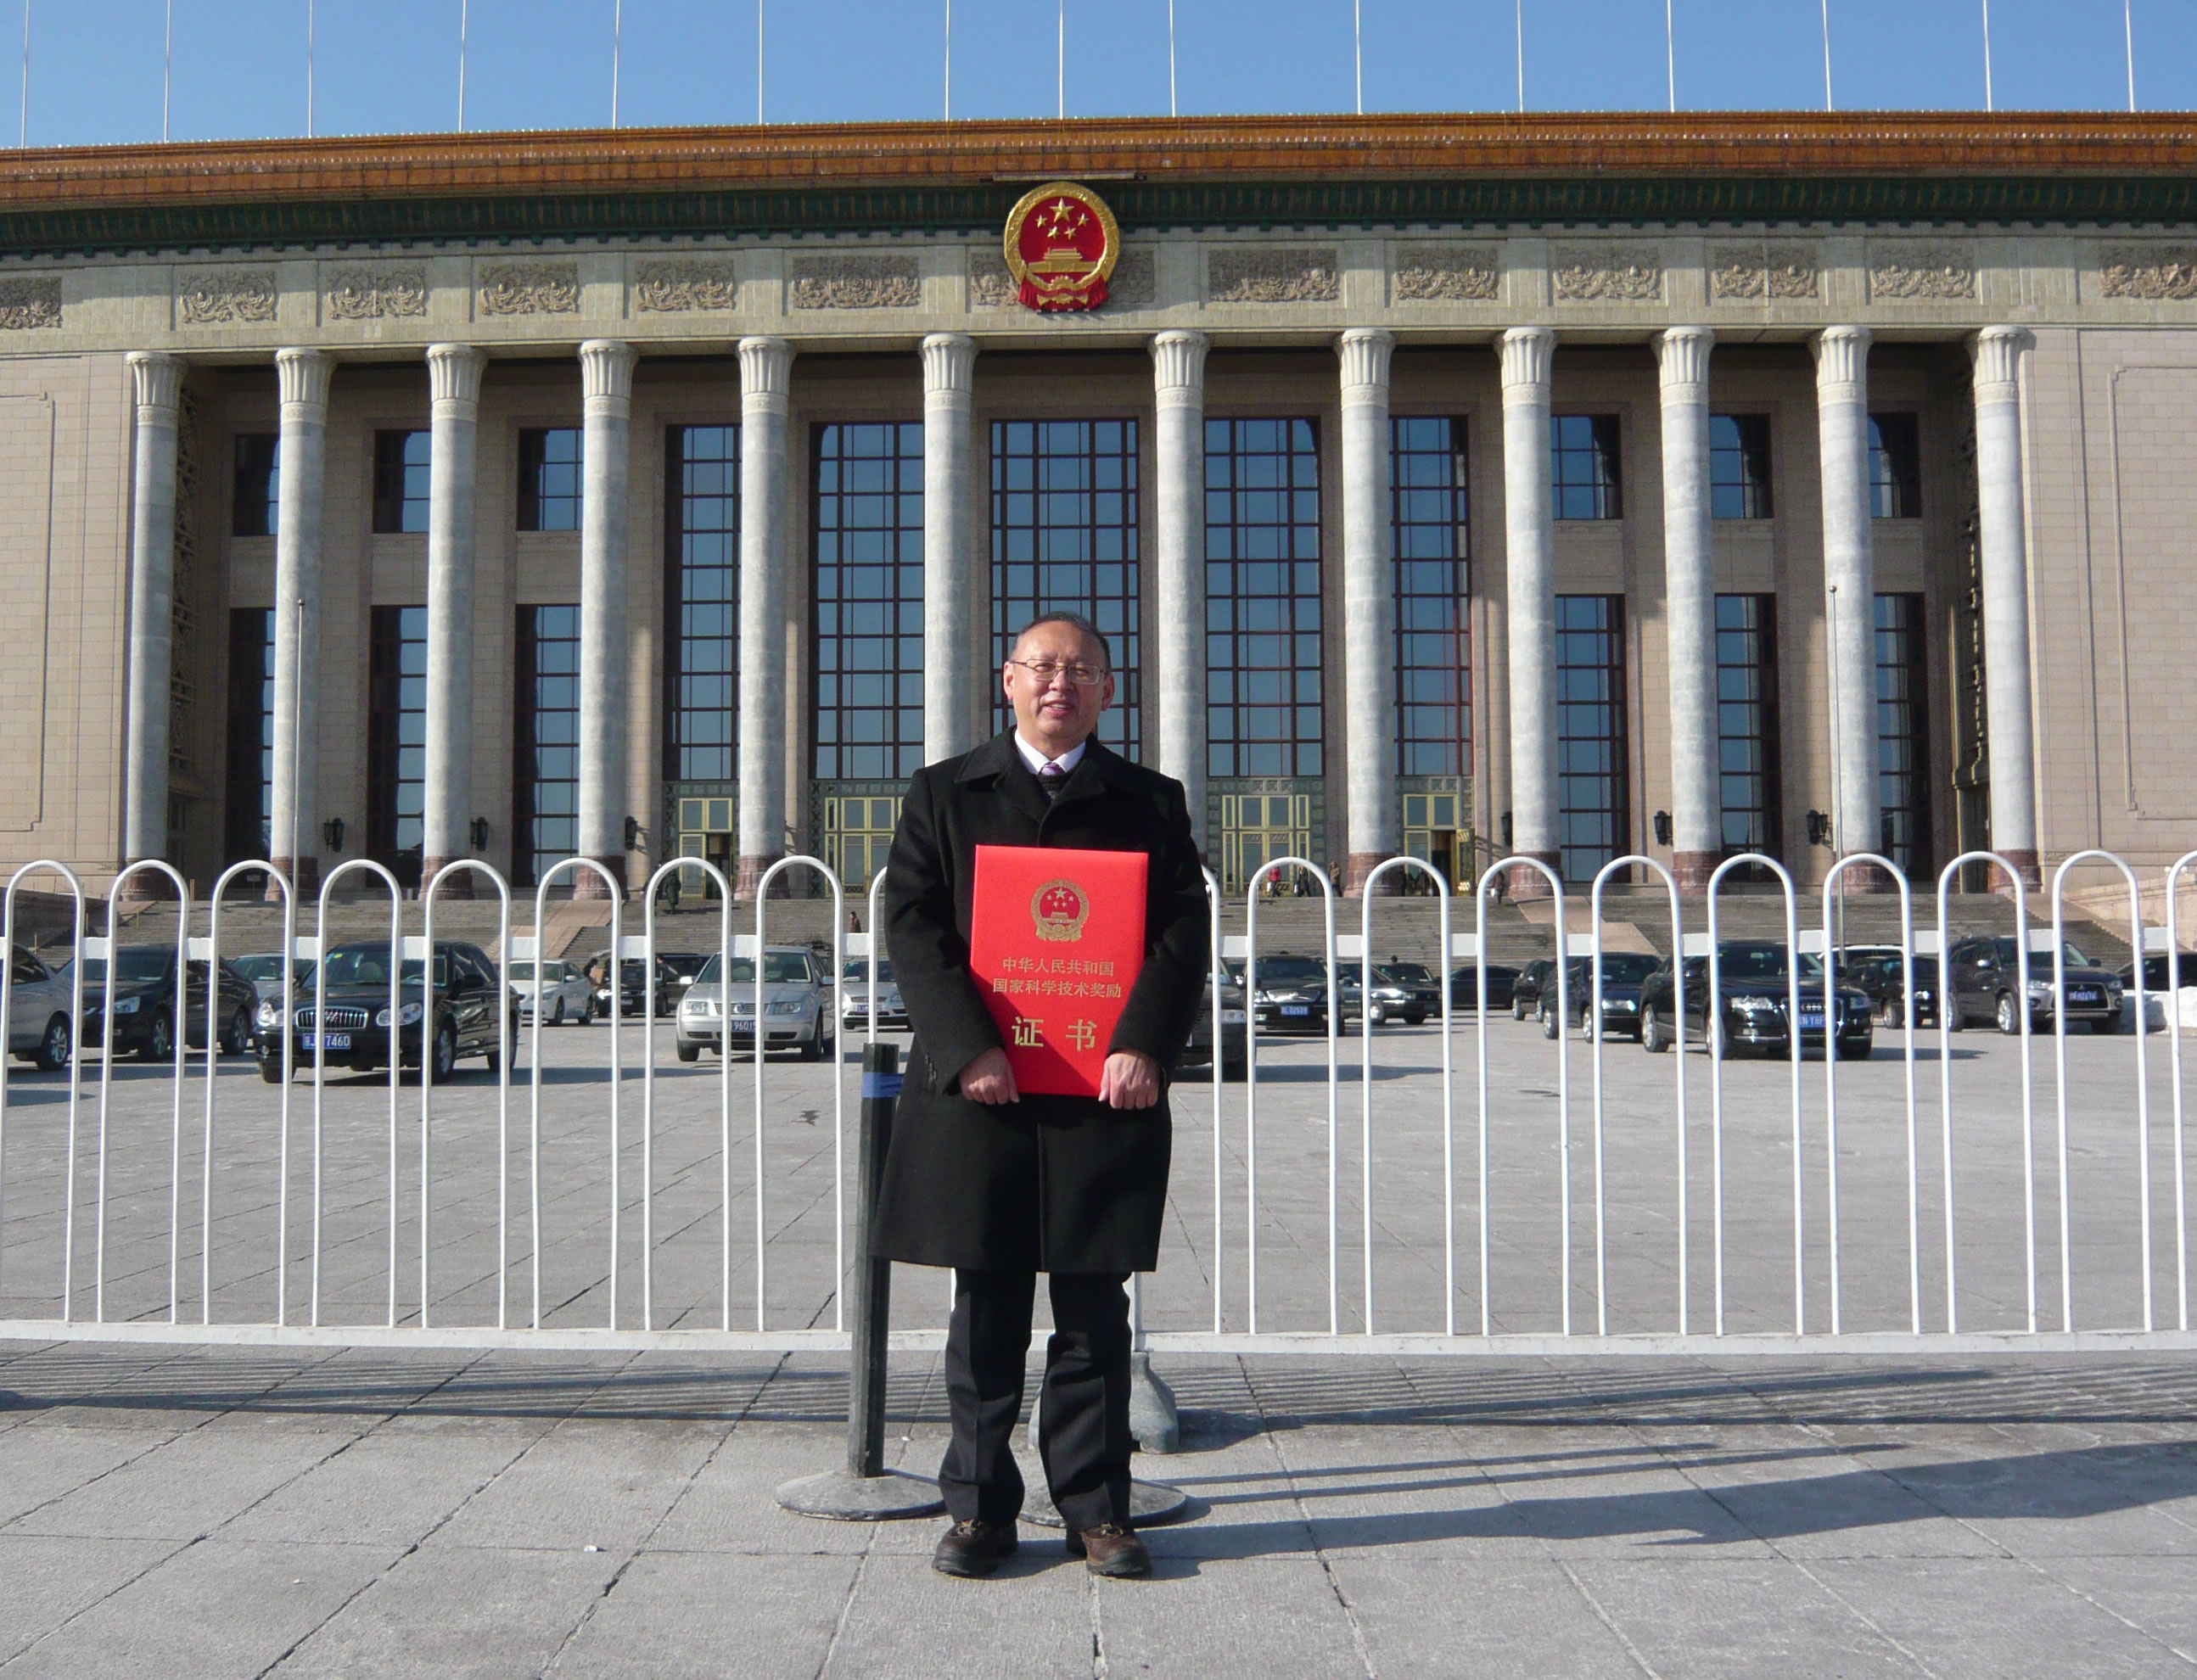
top-left (1715, 595), bottom-right (1779, 856)
top-left (1391, 416), bottom-right (1470, 775)
top-left (1551, 415), bottom-right (1622, 520)
top-left (1710, 415), bottom-right (1774, 519)
top-left (224, 608), bottom-right (273, 861)
top-left (518, 428), bottom-right (581, 531)
top-left (664, 426), bottom-right (739, 781)
top-left (1555, 595), bottom-right (1628, 882)
top-left (1206, 417), bottom-right (1322, 778)
top-left (990, 419), bottom-right (1140, 753)
top-left (232, 434), bottom-right (279, 537)
top-left (815, 422), bottom-right (925, 780)
top-left (515, 605), bottom-right (581, 888)
top-left (372, 430), bottom-right (431, 534)
top-left (1875, 592), bottom-right (1930, 876)
top-left (366, 606), bottom-right (428, 886)
top-left (1869, 413), bottom-right (1922, 518)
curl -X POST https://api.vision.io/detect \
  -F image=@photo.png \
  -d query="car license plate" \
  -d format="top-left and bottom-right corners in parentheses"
top-left (1282, 1005), bottom-right (1311, 1017)
top-left (1221, 1011), bottom-right (1247, 1026)
top-left (2069, 989), bottom-right (2099, 1004)
top-left (729, 1019), bottom-right (754, 1033)
top-left (1799, 1013), bottom-right (1824, 1031)
top-left (304, 1032), bottom-right (350, 1052)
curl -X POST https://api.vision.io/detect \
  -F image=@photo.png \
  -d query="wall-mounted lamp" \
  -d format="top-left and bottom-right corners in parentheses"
top-left (1652, 809), bottom-right (1672, 847)
top-left (1806, 809), bottom-right (1832, 848)
top-left (322, 816), bottom-right (345, 853)
top-left (624, 815), bottom-right (643, 851)
top-left (468, 816), bottom-right (490, 852)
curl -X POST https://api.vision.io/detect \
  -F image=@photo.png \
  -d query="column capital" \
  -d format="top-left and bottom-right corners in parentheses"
top-left (1970, 324), bottom-right (2034, 402)
top-left (126, 350), bottom-right (183, 417)
top-left (274, 347), bottom-right (333, 417)
top-left (1811, 325), bottom-right (1872, 401)
top-left (1499, 327), bottom-right (1555, 400)
top-left (1336, 327), bottom-right (1395, 398)
top-left (737, 334), bottom-right (793, 413)
top-left (1150, 328), bottom-right (1209, 400)
top-left (920, 332), bottom-right (978, 403)
top-left (426, 343), bottom-right (487, 410)
top-left (1654, 325), bottom-right (1715, 397)
top-left (580, 339), bottom-right (638, 417)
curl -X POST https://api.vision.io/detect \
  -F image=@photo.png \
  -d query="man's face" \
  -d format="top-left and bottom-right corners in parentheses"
top-left (1003, 622), bottom-right (1115, 756)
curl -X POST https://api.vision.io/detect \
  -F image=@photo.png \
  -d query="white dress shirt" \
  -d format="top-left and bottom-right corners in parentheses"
top-left (1012, 734), bottom-right (1088, 780)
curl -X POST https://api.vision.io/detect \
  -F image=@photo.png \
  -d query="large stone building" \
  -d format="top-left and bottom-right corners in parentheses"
top-left (2, 112), bottom-right (2192, 901)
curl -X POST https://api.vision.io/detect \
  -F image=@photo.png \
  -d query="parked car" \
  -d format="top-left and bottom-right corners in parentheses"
top-left (1445, 962), bottom-right (1521, 1014)
top-left (1846, 953), bottom-right (1941, 1029)
top-left (839, 957), bottom-right (910, 1032)
top-left (508, 958), bottom-right (595, 1026)
top-left (61, 947), bottom-right (261, 1061)
top-left (260, 939), bottom-right (511, 1082)
top-left (580, 952), bottom-right (684, 1019)
top-left (658, 952), bottom-right (709, 1011)
top-left (1367, 961), bottom-right (1440, 1026)
top-left (1636, 941), bottom-right (1875, 1060)
top-left (228, 952), bottom-right (317, 1016)
top-left (1180, 966), bottom-right (1251, 1078)
top-left (7, 944), bottom-right (75, 1069)
top-left (2119, 949), bottom-right (2197, 995)
top-left (1539, 951), bottom-right (1663, 1042)
top-left (1946, 936), bottom-right (2123, 1035)
top-left (676, 946), bottom-right (832, 1061)
top-left (1510, 958), bottom-right (1559, 1022)
top-left (1244, 955), bottom-right (1364, 1035)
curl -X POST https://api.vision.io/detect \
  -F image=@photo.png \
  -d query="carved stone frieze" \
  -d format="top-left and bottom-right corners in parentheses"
top-left (971, 245), bottom-right (1152, 309)
top-left (788, 253), bottom-right (921, 310)
top-left (325, 264), bottom-right (427, 320)
top-left (178, 268), bottom-right (277, 325)
top-left (1708, 244), bottom-right (1821, 301)
top-left (1208, 247), bottom-right (1341, 305)
top-left (1107, 249), bottom-right (1157, 307)
top-left (478, 260), bottom-right (580, 316)
top-left (1551, 247), bottom-right (1663, 303)
top-left (633, 259), bottom-right (742, 313)
top-left (1391, 244), bottom-right (1499, 303)
top-left (2099, 248), bottom-right (2197, 300)
top-left (1869, 248), bottom-right (1976, 301)
top-left (970, 251), bottom-right (1015, 309)
top-left (0, 276), bottom-right (62, 329)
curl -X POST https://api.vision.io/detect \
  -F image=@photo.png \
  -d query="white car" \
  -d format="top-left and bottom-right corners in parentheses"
top-left (508, 958), bottom-right (596, 1026)
top-left (7, 944), bottom-right (74, 1069)
top-left (839, 957), bottom-right (910, 1032)
top-left (677, 946), bottom-right (832, 1061)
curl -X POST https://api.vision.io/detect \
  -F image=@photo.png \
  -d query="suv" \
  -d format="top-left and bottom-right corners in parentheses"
top-left (260, 939), bottom-right (511, 1082)
top-left (1947, 936), bottom-right (2123, 1035)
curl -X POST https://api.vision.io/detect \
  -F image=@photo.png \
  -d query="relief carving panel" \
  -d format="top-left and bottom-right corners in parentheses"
top-left (2099, 248), bottom-right (2197, 300)
top-left (1391, 244), bottom-right (1499, 303)
top-left (1869, 247), bottom-right (1976, 301)
top-left (633, 259), bottom-right (742, 313)
top-left (788, 253), bottom-right (922, 310)
top-left (1707, 244), bottom-right (1821, 301)
top-left (1551, 247), bottom-right (1663, 303)
top-left (1208, 247), bottom-right (1341, 304)
top-left (478, 260), bottom-right (580, 316)
top-left (178, 268), bottom-right (278, 325)
top-left (0, 276), bottom-right (62, 330)
top-left (325, 264), bottom-right (428, 320)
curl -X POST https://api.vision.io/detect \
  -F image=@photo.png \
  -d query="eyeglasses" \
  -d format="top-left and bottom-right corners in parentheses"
top-left (1006, 658), bottom-right (1107, 687)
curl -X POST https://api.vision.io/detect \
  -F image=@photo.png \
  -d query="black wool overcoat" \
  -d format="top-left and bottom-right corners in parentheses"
top-left (869, 731), bottom-right (1209, 1274)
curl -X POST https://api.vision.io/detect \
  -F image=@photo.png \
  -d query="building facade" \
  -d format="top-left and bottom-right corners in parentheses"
top-left (3, 112), bottom-right (2194, 900)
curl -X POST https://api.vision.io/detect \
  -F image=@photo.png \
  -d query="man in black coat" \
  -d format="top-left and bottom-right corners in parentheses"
top-left (874, 612), bottom-right (1208, 1580)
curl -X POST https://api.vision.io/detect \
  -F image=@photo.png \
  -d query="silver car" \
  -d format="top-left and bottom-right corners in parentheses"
top-left (677, 946), bottom-right (832, 1061)
top-left (508, 958), bottom-right (595, 1026)
top-left (7, 944), bottom-right (74, 1069)
top-left (839, 957), bottom-right (909, 1032)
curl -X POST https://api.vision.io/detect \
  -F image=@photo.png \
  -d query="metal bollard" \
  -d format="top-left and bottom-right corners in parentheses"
top-left (776, 1040), bottom-right (944, 1520)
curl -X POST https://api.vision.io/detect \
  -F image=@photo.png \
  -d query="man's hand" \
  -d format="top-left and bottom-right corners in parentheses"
top-left (957, 1047), bottom-right (1019, 1105)
top-left (1100, 1050), bottom-right (1161, 1110)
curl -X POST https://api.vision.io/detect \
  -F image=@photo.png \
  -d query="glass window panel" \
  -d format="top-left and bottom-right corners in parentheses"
top-left (1390, 415), bottom-right (1470, 776)
top-left (231, 434), bottom-right (279, 538)
top-left (223, 608), bottom-right (275, 861)
top-left (1550, 414), bottom-right (1623, 521)
top-left (1714, 594), bottom-right (1781, 857)
top-left (1709, 414), bottom-right (1774, 521)
top-left (665, 426), bottom-right (741, 782)
top-left (367, 605), bottom-right (429, 888)
top-left (1205, 417), bottom-right (1322, 777)
top-left (372, 429), bottom-right (431, 535)
top-left (1555, 595), bottom-right (1628, 882)
top-left (1869, 413), bottom-right (1923, 519)
top-left (1875, 592), bottom-right (1930, 876)
top-left (518, 426), bottom-right (582, 532)
top-left (515, 605), bottom-right (582, 888)
top-left (814, 422), bottom-right (924, 780)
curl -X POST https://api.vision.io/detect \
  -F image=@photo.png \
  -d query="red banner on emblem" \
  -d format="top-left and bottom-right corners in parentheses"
top-left (969, 844), bottom-right (1147, 1097)
top-left (1003, 181), bottom-right (1119, 313)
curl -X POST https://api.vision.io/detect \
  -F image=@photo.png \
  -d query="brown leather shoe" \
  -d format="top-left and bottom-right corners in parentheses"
top-left (1065, 1521), bottom-right (1152, 1578)
top-left (931, 1518), bottom-right (1018, 1578)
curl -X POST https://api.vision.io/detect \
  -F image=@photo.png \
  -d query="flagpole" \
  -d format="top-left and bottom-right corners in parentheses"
top-left (2125, 0), bottom-right (2136, 112)
top-left (611, 0), bottom-right (622, 127)
top-left (943, 0), bottom-right (950, 120)
top-left (1056, 0), bottom-right (1064, 120)
top-left (1514, 0), bottom-right (1523, 113)
top-left (1819, 0), bottom-right (1833, 112)
top-left (1354, 0), bottom-right (1362, 116)
top-left (1167, 0), bottom-right (1176, 117)
top-left (16, 0), bottom-right (25, 148)
top-left (1664, 0), bottom-right (1674, 111)
top-left (162, 0), bottom-right (172, 142)
top-left (306, 0), bottom-right (314, 138)
top-left (1981, 0), bottom-right (1992, 112)
top-left (458, 0), bottom-right (468, 132)
top-left (756, 0), bottom-right (765, 123)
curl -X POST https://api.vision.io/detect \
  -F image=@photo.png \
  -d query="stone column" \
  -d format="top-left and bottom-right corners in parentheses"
top-left (1499, 327), bottom-right (1560, 891)
top-left (121, 351), bottom-right (182, 882)
top-left (576, 339), bottom-right (637, 899)
top-left (1971, 327), bottom-right (2040, 889)
top-left (421, 344), bottom-right (486, 891)
top-left (1338, 328), bottom-right (1398, 895)
top-left (268, 348), bottom-right (333, 898)
top-left (1151, 330), bottom-right (1210, 849)
top-left (1656, 327), bottom-right (1719, 892)
top-left (1813, 326), bottom-right (1883, 882)
top-left (736, 335), bottom-right (794, 900)
top-left (921, 333), bottom-right (979, 764)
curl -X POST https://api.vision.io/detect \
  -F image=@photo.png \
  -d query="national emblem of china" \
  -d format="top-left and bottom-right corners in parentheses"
top-left (1003, 180), bottom-right (1120, 312)
top-left (1031, 878), bottom-right (1092, 942)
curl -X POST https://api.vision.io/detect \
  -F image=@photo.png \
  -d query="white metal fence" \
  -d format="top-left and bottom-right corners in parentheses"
top-left (1, 847), bottom-right (2192, 1358)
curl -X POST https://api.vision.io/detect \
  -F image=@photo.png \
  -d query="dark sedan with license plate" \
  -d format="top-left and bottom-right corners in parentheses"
top-left (1637, 941), bottom-right (1875, 1060)
top-left (258, 939), bottom-right (511, 1082)
top-left (62, 948), bottom-right (261, 1061)
top-left (1244, 955), bottom-right (1364, 1035)
top-left (1540, 951), bottom-right (1662, 1042)
top-left (1445, 962), bottom-right (1521, 1014)
top-left (1846, 953), bottom-right (1941, 1029)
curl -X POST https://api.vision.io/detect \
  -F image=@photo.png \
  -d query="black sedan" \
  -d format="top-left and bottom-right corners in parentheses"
top-left (1446, 963), bottom-right (1521, 1014)
top-left (1638, 942), bottom-right (1875, 1060)
top-left (1180, 966), bottom-right (1251, 1078)
top-left (1539, 951), bottom-right (1663, 1042)
top-left (1846, 954), bottom-right (1941, 1029)
top-left (1946, 937), bottom-right (2123, 1035)
top-left (259, 939), bottom-right (512, 1082)
top-left (61, 948), bottom-right (261, 1061)
top-left (1244, 955), bottom-right (1364, 1035)
top-left (583, 952), bottom-right (687, 1019)
top-left (1509, 959), bottom-right (1559, 1022)
top-left (1369, 962), bottom-right (1442, 1026)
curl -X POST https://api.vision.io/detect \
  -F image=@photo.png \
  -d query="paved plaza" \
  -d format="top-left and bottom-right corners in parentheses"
top-left (0, 1018), bottom-right (2193, 1674)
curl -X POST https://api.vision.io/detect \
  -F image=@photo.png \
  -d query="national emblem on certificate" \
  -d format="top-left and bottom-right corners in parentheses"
top-left (969, 843), bottom-right (1148, 1097)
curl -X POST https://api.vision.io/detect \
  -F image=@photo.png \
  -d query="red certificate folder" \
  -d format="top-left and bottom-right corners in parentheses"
top-left (969, 844), bottom-right (1147, 1098)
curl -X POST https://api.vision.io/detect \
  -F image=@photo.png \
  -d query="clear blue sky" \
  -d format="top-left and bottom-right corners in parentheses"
top-left (15, 0), bottom-right (2197, 148)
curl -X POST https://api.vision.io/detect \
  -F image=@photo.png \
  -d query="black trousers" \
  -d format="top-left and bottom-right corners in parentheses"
top-left (938, 1268), bottom-right (1132, 1533)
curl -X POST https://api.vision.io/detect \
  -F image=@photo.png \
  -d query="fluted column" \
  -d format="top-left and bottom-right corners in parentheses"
top-left (1338, 328), bottom-right (1398, 895)
top-left (122, 351), bottom-right (182, 882)
top-left (576, 339), bottom-right (637, 899)
top-left (736, 335), bottom-right (794, 900)
top-left (1656, 327), bottom-right (1718, 892)
top-left (1972, 326), bottom-right (2040, 889)
top-left (1152, 329), bottom-right (1210, 849)
top-left (1813, 326), bottom-right (1883, 883)
top-left (921, 333), bottom-right (979, 764)
top-left (1499, 327), bottom-right (1559, 891)
top-left (269, 348), bottom-right (333, 898)
top-left (421, 344), bottom-right (486, 890)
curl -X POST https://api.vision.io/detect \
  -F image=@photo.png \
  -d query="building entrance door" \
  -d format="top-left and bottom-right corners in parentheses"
top-left (1403, 790), bottom-right (1471, 891)
top-left (675, 795), bottom-right (735, 899)
top-left (821, 792), bottom-right (901, 892)
top-left (1219, 791), bottom-right (1314, 893)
